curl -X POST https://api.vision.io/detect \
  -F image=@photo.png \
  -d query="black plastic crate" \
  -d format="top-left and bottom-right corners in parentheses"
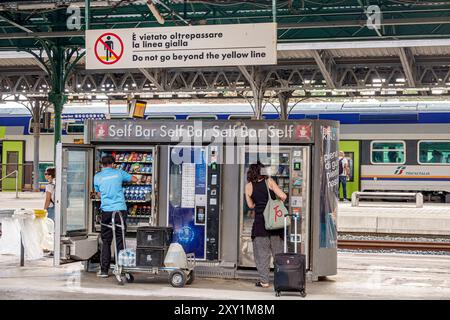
top-left (136, 226), bottom-right (173, 248)
top-left (136, 247), bottom-right (166, 268)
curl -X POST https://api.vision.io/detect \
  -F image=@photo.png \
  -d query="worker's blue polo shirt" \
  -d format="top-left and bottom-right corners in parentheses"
top-left (94, 167), bottom-right (132, 212)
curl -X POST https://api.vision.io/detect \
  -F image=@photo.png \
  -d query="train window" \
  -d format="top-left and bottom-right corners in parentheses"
top-left (146, 116), bottom-right (176, 120)
top-left (28, 119), bottom-right (54, 134)
top-left (370, 141), bottom-right (405, 164)
top-left (418, 141), bottom-right (450, 165)
top-left (228, 115), bottom-right (253, 120)
top-left (6, 151), bottom-right (19, 175)
top-left (67, 123), bottom-right (84, 134)
top-left (344, 152), bottom-right (355, 182)
top-left (186, 115), bottom-right (218, 120)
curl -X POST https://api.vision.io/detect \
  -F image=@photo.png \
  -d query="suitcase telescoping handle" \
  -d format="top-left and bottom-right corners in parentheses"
top-left (284, 213), bottom-right (299, 254)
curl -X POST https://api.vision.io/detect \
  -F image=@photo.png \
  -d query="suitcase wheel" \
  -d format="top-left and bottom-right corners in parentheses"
top-left (275, 291), bottom-right (281, 297)
top-left (300, 290), bottom-right (307, 298)
top-left (125, 273), bottom-right (134, 283)
top-left (116, 275), bottom-right (125, 286)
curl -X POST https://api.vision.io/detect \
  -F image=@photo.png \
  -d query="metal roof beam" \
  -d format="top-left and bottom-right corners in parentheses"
top-left (278, 17), bottom-right (450, 30)
top-left (311, 50), bottom-right (336, 89)
top-left (0, 1), bottom-right (121, 11)
top-left (398, 47), bottom-right (417, 88)
top-left (0, 13), bottom-right (34, 33)
top-left (139, 68), bottom-right (165, 91)
top-left (278, 38), bottom-right (450, 50)
top-left (0, 31), bottom-right (84, 40)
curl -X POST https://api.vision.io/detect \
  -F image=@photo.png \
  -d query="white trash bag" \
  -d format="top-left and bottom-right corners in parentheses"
top-left (13, 209), bottom-right (44, 260)
top-left (0, 218), bottom-right (21, 255)
top-left (36, 218), bottom-right (54, 251)
top-left (164, 243), bottom-right (187, 269)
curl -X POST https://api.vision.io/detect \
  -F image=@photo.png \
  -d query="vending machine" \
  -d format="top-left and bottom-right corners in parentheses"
top-left (93, 146), bottom-right (158, 231)
top-left (54, 118), bottom-right (338, 279)
top-left (238, 146), bottom-right (310, 267)
top-left (54, 143), bottom-right (158, 266)
top-left (165, 146), bottom-right (221, 261)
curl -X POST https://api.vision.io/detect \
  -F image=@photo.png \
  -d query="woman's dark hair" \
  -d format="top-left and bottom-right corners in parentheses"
top-left (45, 167), bottom-right (55, 179)
top-left (247, 161), bottom-right (267, 183)
top-left (101, 155), bottom-right (115, 166)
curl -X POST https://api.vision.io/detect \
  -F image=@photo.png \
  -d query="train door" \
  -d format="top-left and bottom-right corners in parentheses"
top-left (338, 140), bottom-right (360, 199)
top-left (1, 141), bottom-right (24, 191)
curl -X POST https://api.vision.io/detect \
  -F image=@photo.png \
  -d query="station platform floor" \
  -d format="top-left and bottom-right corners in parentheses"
top-left (338, 201), bottom-right (450, 235)
top-left (1, 192), bottom-right (450, 299)
top-left (1, 252), bottom-right (449, 300)
top-left (1, 192), bottom-right (449, 235)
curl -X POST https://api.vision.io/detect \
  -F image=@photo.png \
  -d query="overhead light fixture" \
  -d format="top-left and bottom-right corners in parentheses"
top-left (147, 0), bottom-right (165, 25)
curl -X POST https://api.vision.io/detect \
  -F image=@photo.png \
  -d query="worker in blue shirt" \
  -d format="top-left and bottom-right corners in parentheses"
top-left (94, 155), bottom-right (137, 278)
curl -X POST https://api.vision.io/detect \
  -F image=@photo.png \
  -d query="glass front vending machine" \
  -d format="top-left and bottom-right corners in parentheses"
top-left (239, 146), bottom-right (310, 267)
top-left (54, 143), bottom-right (158, 266)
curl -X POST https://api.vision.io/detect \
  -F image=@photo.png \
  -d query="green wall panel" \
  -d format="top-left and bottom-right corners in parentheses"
top-left (1, 141), bottom-right (24, 191)
top-left (338, 140), bottom-right (360, 200)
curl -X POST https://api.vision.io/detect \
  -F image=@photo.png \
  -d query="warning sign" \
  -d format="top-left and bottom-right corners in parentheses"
top-left (86, 23), bottom-right (277, 69)
top-left (94, 33), bottom-right (124, 65)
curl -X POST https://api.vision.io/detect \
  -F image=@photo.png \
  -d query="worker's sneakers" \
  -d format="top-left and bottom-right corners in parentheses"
top-left (97, 270), bottom-right (109, 278)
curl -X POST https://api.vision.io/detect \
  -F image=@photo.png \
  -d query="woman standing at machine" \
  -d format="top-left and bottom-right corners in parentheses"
top-left (244, 162), bottom-right (287, 288)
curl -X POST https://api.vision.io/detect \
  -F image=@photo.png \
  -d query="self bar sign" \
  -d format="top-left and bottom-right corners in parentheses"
top-left (86, 23), bottom-right (277, 69)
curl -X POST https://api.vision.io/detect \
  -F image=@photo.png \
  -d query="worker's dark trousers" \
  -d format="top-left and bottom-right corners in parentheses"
top-left (100, 211), bottom-right (127, 273)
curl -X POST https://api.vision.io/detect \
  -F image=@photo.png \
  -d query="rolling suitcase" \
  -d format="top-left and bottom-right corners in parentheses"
top-left (274, 213), bottom-right (307, 297)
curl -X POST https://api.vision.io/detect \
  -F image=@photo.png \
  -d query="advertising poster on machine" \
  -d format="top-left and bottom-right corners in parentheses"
top-left (319, 125), bottom-right (339, 248)
top-left (168, 147), bottom-right (208, 259)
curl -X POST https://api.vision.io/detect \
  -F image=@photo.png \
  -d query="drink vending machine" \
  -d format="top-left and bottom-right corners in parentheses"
top-left (53, 143), bottom-right (158, 265)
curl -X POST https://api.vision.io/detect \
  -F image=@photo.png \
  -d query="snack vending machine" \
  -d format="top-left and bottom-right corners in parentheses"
top-left (238, 146), bottom-right (310, 267)
top-left (94, 146), bottom-right (157, 231)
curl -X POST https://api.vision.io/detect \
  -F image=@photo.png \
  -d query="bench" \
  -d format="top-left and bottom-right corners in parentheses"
top-left (351, 191), bottom-right (423, 208)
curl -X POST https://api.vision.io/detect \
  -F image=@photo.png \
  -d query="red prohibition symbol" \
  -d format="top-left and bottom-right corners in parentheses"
top-left (94, 32), bottom-right (124, 65)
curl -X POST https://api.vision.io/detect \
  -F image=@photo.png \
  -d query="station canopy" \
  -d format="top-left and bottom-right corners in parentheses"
top-left (2, 0), bottom-right (450, 101)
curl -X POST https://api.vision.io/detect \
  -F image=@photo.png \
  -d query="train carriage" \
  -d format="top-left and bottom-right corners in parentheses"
top-left (1, 101), bottom-right (450, 200)
top-left (340, 124), bottom-right (450, 201)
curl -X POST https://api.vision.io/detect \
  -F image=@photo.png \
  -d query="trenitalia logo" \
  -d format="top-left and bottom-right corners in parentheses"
top-left (393, 166), bottom-right (431, 176)
top-left (394, 166), bottom-right (406, 175)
